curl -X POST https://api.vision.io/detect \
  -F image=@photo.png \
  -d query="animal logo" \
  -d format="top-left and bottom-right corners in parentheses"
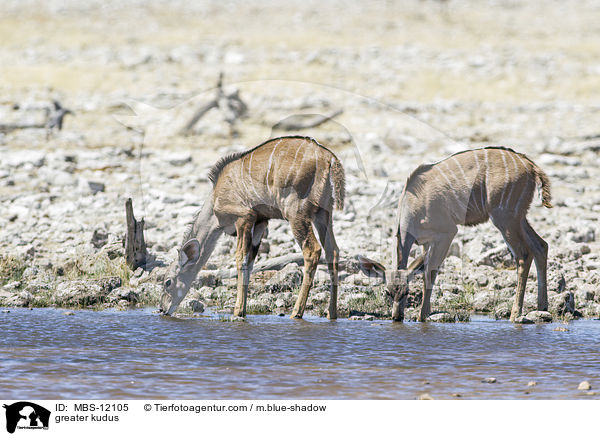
top-left (3, 402), bottom-right (50, 434)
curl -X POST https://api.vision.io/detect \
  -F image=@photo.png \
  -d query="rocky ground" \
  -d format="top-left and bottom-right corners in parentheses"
top-left (1, 0), bottom-right (599, 322)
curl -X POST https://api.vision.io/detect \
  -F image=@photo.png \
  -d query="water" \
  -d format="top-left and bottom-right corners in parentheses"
top-left (1, 308), bottom-right (599, 399)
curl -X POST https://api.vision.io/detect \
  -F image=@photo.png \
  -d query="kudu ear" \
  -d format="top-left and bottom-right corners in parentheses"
top-left (180, 239), bottom-right (201, 267)
top-left (356, 255), bottom-right (386, 281)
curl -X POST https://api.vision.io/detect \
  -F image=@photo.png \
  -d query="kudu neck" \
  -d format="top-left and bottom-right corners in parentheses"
top-left (393, 231), bottom-right (415, 271)
top-left (183, 197), bottom-right (222, 278)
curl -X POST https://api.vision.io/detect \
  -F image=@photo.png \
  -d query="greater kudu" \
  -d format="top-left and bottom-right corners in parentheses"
top-left (359, 147), bottom-right (552, 322)
top-left (160, 136), bottom-right (345, 319)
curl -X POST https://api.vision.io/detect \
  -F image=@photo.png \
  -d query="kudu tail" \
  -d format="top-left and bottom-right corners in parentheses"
top-left (330, 155), bottom-right (345, 211)
top-left (533, 164), bottom-right (552, 208)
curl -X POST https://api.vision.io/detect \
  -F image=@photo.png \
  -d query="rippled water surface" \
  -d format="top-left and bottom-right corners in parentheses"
top-left (1, 308), bottom-right (599, 399)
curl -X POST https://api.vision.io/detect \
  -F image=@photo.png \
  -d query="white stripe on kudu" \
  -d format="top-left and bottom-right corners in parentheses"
top-left (472, 151), bottom-right (483, 214)
top-left (437, 161), bottom-right (468, 212)
top-left (514, 153), bottom-right (530, 212)
top-left (266, 139), bottom-right (282, 195)
top-left (504, 151), bottom-right (519, 208)
top-left (454, 156), bottom-right (481, 214)
top-left (247, 152), bottom-right (262, 200)
top-left (314, 147), bottom-right (319, 188)
top-left (499, 151), bottom-right (509, 208)
top-left (284, 143), bottom-right (303, 187)
top-left (477, 151), bottom-right (486, 213)
top-left (483, 148), bottom-right (490, 211)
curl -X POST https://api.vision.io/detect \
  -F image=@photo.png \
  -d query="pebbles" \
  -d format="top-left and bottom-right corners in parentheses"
top-left (577, 381), bottom-right (592, 391)
top-left (427, 312), bottom-right (456, 323)
top-left (524, 311), bottom-right (553, 323)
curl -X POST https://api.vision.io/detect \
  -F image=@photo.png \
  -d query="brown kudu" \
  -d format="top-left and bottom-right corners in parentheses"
top-left (359, 147), bottom-right (552, 322)
top-left (160, 136), bottom-right (345, 319)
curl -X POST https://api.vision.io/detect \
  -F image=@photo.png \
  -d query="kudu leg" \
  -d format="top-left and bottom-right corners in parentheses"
top-left (314, 209), bottom-right (339, 320)
top-left (522, 220), bottom-right (549, 311)
top-left (495, 220), bottom-right (533, 321)
top-left (419, 232), bottom-right (455, 322)
top-left (290, 219), bottom-right (321, 319)
top-left (233, 218), bottom-right (255, 317)
top-left (248, 221), bottom-right (268, 271)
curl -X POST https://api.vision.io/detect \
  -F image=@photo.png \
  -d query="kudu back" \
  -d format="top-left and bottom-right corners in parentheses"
top-left (359, 147), bottom-right (552, 322)
top-left (160, 136), bottom-right (345, 319)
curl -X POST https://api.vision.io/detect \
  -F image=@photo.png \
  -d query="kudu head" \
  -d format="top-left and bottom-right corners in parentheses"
top-left (160, 239), bottom-right (201, 316)
top-left (357, 254), bottom-right (424, 321)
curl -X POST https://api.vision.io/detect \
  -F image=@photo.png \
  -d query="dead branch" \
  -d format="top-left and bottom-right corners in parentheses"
top-left (272, 108), bottom-right (343, 131)
top-left (0, 123), bottom-right (45, 133)
top-left (124, 198), bottom-right (147, 269)
top-left (179, 72), bottom-right (247, 136)
top-left (0, 100), bottom-right (72, 136)
top-left (214, 253), bottom-right (352, 279)
top-left (46, 100), bottom-right (73, 131)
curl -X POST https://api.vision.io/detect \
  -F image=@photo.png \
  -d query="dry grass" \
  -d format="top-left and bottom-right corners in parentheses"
top-left (0, 255), bottom-right (26, 286)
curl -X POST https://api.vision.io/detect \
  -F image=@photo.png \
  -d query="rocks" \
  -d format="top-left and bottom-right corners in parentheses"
top-left (55, 277), bottom-right (122, 306)
top-left (180, 299), bottom-right (205, 313)
top-left (194, 271), bottom-right (220, 288)
top-left (514, 310), bottom-right (553, 324)
top-left (246, 299), bottom-right (270, 314)
top-left (514, 316), bottom-right (534, 324)
top-left (109, 287), bottom-right (139, 303)
top-left (4, 150), bottom-right (46, 168)
top-left (344, 292), bottom-right (369, 305)
top-left (472, 291), bottom-right (495, 312)
top-left (91, 228), bottom-right (109, 249)
top-left (474, 273), bottom-right (489, 287)
top-left (549, 291), bottom-right (575, 316)
top-left (136, 283), bottom-right (162, 303)
top-left (482, 378), bottom-right (497, 384)
top-left (349, 314), bottom-right (376, 321)
top-left (427, 312), bottom-right (456, 323)
top-left (87, 181), bottom-right (105, 194)
top-left (462, 234), bottom-right (512, 267)
top-left (167, 152), bottom-right (192, 166)
top-left (274, 292), bottom-right (292, 309)
top-left (21, 266), bottom-right (39, 280)
top-left (55, 281), bottom-right (105, 306)
top-left (262, 263), bottom-right (302, 293)
top-left (570, 227), bottom-right (595, 243)
top-left (524, 311), bottom-right (553, 323)
top-left (97, 277), bottom-right (123, 293)
top-left (574, 284), bottom-right (596, 303)
top-left (578, 381), bottom-right (592, 391)
top-left (2, 281), bottom-right (22, 292)
top-left (100, 239), bottom-right (126, 260)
